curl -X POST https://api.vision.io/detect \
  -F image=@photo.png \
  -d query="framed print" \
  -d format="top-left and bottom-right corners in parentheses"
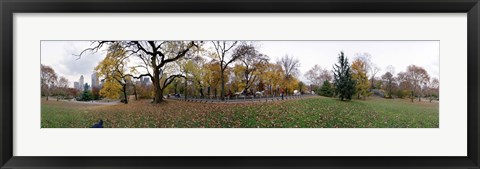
top-left (1, 0), bottom-right (479, 169)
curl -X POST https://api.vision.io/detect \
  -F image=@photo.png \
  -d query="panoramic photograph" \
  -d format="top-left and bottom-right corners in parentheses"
top-left (41, 41), bottom-right (439, 128)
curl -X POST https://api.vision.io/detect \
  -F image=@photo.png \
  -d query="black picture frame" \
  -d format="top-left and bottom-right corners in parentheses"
top-left (1, 0), bottom-right (479, 169)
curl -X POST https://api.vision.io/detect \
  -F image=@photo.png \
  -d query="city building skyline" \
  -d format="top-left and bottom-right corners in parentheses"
top-left (79, 75), bottom-right (84, 90)
top-left (91, 72), bottom-right (99, 88)
top-left (73, 82), bottom-right (80, 90)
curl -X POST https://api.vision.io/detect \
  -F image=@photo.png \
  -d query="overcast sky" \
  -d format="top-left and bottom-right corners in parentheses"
top-left (41, 41), bottom-right (439, 87)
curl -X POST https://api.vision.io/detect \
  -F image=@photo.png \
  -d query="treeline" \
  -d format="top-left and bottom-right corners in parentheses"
top-left (42, 41), bottom-right (438, 104)
top-left (307, 52), bottom-right (439, 102)
top-left (85, 41), bottom-right (308, 104)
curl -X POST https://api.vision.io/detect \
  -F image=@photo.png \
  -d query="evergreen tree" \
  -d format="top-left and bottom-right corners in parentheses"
top-left (83, 83), bottom-right (90, 91)
top-left (78, 83), bottom-right (93, 101)
top-left (317, 80), bottom-right (334, 97)
top-left (333, 51), bottom-right (355, 101)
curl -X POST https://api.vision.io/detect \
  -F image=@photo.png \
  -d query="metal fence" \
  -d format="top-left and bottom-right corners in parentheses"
top-left (167, 94), bottom-right (316, 103)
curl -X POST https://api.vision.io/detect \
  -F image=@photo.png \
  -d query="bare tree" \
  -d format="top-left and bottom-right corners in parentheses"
top-left (211, 41), bottom-right (239, 100)
top-left (381, 72), bottom-right (395, 98)
top-left (385, 65), bottom-right (395, 75)
top-left (427, 78), bottom-right (439, 102)
top-left (56, 76), bottom-right (69, 101)
top-left (405, 65), bottom-right (430, 102)
top-left (233, 43), bottom-right (269, 93)
top-left (320, 69), bottom-right (333, 82)
top-left (278, 54), bottom-right (300, 79)
top-left (381, 65), bottom-right (396, 98)
top-left (41, 64), bottom-right (58, 101)
top-left (278, 54), bottom-right (300, 94)
top-left (305, 65), bottom-right (322, 86)
top-left (305, 64), bottom-right (332, 86)
top-left (370, 66), bottom-right (381, 88)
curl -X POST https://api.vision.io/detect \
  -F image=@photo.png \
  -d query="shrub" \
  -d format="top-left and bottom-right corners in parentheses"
top-left (77, 90), bottom-right (94, 101)
top-left (396, 89), bottom-right (410, 99)
top-left (317, 80), bottom-right (334, 97)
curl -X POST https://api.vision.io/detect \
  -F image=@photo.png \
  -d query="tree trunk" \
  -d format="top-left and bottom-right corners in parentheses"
top-left (153, 69), bottom-right (163, 103)
top-left (184, 77), bottom-right (188, 101)
top-left (220, 69), bottom-right (225, 100)
top-left (417, 87), bottom-right (421, 102)
top-left (133, 85), bottom-right (138, 100)
top-left (207, 86), bottom-right (210, 99)
top-left (122, 84), bottom-right (128, 104)
top-left (371, 78), bottom-right (374, 89)
top-left (174, 83), bottom-right (177, 94)
top-left (269, 85), bottom-right (272, 97)
top-left (389, 88), bottom-right (392, 98)
top-left (199, 86), bottom-right (204, 98)
top-left (411, 91), bottom-right (414, 102)
top-left (154, 87), bottom-right (162, 103)
top-left (158, 87), bottom-right (164, 102)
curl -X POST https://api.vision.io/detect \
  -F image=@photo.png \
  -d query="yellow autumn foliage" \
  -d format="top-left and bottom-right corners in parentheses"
top-left (351, 58), bottom-right (371, 99)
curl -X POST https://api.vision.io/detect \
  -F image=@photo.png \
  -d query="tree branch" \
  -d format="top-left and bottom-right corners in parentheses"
top-left (158, 41), bottom-right (195, 69)
top-left (131, 41), bottom-right (155, 56)
top-left (162, 74), bottom-right (185, 89)
top-left (74, 41), bottom-right (114, 60)
top-left (125, 73), bottom-right (153, 80)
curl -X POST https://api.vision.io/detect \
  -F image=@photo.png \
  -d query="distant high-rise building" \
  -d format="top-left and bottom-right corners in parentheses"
top-left (84, 83), bottom-right (90, 90)
top-left (100, 79), bottom-right (105, 87)
top-left (79, 75), bottom-right (84, 91)
top-left (73, 82), bottom-right (80, 90)
top-left (142, 77), bottom-right (151, 85)
top-left (91, 72), bottom-right (99, 88)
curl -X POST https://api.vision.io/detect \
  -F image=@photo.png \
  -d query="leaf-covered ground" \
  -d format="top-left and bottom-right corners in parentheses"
top-left (41, 96), bottom-right (439, 128)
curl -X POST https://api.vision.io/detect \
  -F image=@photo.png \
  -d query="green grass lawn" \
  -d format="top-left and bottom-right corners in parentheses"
top-left (41, 96), bottom-right (439, 128)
